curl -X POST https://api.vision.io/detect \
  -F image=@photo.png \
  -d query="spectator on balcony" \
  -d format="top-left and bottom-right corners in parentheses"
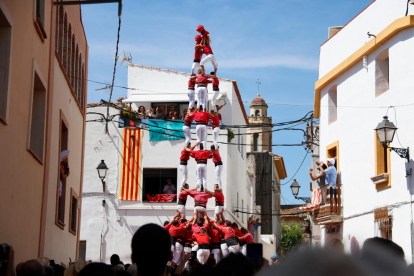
top-left (319, 158), bottom-right (338, 215)
top-left (146, 107), bottom-right (156, 119)
top-left (156, 106), bottom-right (166, 119)
top-left (309, 162), bottom-right (328, 204)
top-left (138, 106), bottom-right (147, 119)
top-left (163, 179), bottom-right (177, 195)
top-left (167, 105), bottom-right (178, 120)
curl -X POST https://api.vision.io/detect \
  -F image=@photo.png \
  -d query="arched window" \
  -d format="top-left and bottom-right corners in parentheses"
top-left (55, 6), bottom-right (59, 50)
top-left (63, 13), bottom-right (68, 71)
top-left (78, 54), bottom-right (82, 104)
top-left (71, 34), bottom-right (75, 89)
top-left (57, 7), bottom-right (64, 58)
top-left (80, 64), bottom-right (85, 108)
top-left (255, 110), bottom-right (260, 116)
top-left (74, 46), bottom-right (79, 99)
top-left (67, 24), bottom-right (72, 75)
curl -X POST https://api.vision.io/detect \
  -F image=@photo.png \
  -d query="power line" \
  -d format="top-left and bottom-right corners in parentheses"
top-left (280, 151), bottom-right (310, 185)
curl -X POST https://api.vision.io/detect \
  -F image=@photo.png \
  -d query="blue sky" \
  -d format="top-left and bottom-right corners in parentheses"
top-left (82, 0), bottom-right (374, 205)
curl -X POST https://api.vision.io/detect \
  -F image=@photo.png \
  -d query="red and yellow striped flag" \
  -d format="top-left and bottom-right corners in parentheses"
top-left (119, 128), bottom-right (143, 201)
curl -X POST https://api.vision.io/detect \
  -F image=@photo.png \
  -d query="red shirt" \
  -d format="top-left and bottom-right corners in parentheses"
top-left (194, 111), bottom-right (211, 125)
top-left (188, 191), bottom-right (212, 208)
top-left (202, 45), bottom-right (213, 55)
top-left (239, 233), bottom-right (255, 244)
top-left (212, 151), bottom-right (222, 163)
top-left (192, 222), bottom-right (209, 235)
top-left (195, 74), bottom-right (210, 86)
top-left (218, 226), bottom-right (236, 239)
top-left (167, 111), bottom-right (178, 119)
top-left (200, 29), bottom-right (210, 39)
top-left (211, 116), bottom-right (220, 128)
top-left (163, 224), bottom-right (171, 230)
top-left (188, 78), bottom-right (196, 90)
top-left (215, 191), bottom-right (224, 206)
top-left (169, 222), bottom-right (188, 237)
top-left (194, 233), bottom-right (210, 245)
top-left (178, 191), bottom-right (188, 205)
top-left (209, 228), bottom-right (221, 244)
top-left (234, 229), bottom-right (243, 237)
top-left (185, 228), bottom-right (193, 241)
top-left (212, 78), bottom-right (219, 90)
top-left (194, 44), bottom-right (203, 61)
top-left (180, 149), bottom-right (190, 161)
top-left (190, 150), bottom-right (212, 163)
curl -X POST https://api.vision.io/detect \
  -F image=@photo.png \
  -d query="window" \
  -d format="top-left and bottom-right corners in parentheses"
top-left (375, 49), bottom-right (389, 97)
top-left (78, 241), bottom-right (86, 259)
top-left (326, 141), bottom-right (340, 214)
top-left (328, 85), bottom-right (337, 124)
top-left (34, 0), bottom-right (47, 39)
top-left (69, 188), bottom-right (78, 235)
top-left (375, 207), bottom-right (392, 240)
top-left (255, 110), bottom-right (260, 116)
top-left (237, 192), bottom-right (239, 218)
top-left (374, 132), bottom-right (391, 190)
top-left (242, 200), bottom-right (244, 223)
top-left (253, 133), bottom-right (259, 151)
top-left (56, 111), bottom-right (69, 228)
top-left (0, 7), bottom-right (12, 123)
top-left (28, 70), bottom-right (47, 162)
top-left (142, 168), bottom-right (177, 202)
top-left (151, 102), bottom-right (188, 119)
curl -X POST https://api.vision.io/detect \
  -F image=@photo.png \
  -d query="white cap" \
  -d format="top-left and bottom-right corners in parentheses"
top-left (327, 158), bottom-right (335, 166)
top-left (60, 150), bottom-right (69, 162)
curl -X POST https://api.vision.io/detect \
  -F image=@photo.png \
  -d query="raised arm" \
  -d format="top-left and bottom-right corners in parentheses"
top-left (309, 168), bottom-right (321, 181)
top-left (217, 102), bottom-right (226, 111)
top-left (204, 188), bottom-right (216, 197)
top-left (189, 142), bottom-right (200, 151)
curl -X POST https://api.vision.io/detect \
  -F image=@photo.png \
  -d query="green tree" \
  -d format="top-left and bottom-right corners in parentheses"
top-left (281, 221), bottom-right (304, 255)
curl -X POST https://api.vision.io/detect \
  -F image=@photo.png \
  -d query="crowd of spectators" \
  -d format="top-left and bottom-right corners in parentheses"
top-left (1, 225), bottom-right (413, 276)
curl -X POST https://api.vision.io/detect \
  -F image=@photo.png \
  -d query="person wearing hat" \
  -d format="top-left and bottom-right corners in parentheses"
top-left (192, 35), bottom-right (203, 74)
top-left (196, 25), bottom-right (210, 46)
top-left (271, 254), bottom-right (278, 265)
top-left (319, 158), bottom-right (338, 215)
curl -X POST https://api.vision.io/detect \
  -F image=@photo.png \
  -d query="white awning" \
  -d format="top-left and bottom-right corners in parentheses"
top-left (123, 92), bottom-right (226, 103)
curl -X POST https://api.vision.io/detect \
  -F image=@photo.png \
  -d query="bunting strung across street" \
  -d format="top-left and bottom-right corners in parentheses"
top-left (119, 128), bottom-right (143, 201)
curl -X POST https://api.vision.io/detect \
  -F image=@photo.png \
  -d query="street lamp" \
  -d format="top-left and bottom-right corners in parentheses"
top-left (290, 179), bottom-right (311, 203)
top-left (375, 116), bottom-right (410, 162)
top-left (97, 160), bottom-right (108, 206)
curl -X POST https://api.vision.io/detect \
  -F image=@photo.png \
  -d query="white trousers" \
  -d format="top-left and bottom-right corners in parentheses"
top-left (228, 245), bottom-right (239, 254)
top-left (215, 205), bottom-right (224, 220)
top-left (192, 244), bottom-right (199, 252)
top-left (220, 243), bottom-right (229, 258)
top-left (184, 247), bottom-right (192, 254)
top-left (183, 125), bottom-right (191, 146)
top-left (212, 90), bottom-right (220, 112)
top-left (215, 164), bottom-right (223, 189)
top-left (180, 164), bottom-right (188, 187)
top-left (177, 204), bottom-right (186, 216)
top-left (212, 127), bottom-right (220, 149)
top-left (188, 89), bottom-right (195, 109)
top-left (212, 248), bottom-right (221, 264)
top-left (197, 249), bottom-right (210, 264)
top-left (200, 54), bottom-right (218, 69)
top-left (194, 206), bottom-right (206, 218)
top-left (196, 125), bottom-right (206, 150)
top-left (172, 243), bottom-right (184, 264)
top-left (196, 163), bottom-right (207, 190)
top-left (241, 244), bottom-right (247, 256)
top-left (191, 62), bottom-right (200, 74)
top-left (196, 87), bottom-right (207, 109)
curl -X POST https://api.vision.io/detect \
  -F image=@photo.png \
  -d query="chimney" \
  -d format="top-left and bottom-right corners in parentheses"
top-left (328, 26), bottom-right (343, 39)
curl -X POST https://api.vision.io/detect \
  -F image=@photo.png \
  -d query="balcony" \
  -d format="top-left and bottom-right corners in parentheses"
top-left (312, 184), bottom-right (343, 225)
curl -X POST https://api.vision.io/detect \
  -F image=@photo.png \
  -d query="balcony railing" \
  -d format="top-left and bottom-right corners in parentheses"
top-left (312, 184), bottom-right (343, 225)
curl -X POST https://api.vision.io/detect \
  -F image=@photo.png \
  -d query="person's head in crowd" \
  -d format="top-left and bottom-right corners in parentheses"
top-left (199, 143), bottom-right (204, 150)
top-left (123, 264), bottom-right (130, 272)
top-left (110, 254), bottom-right (120, 266)
top-left (20, 260), bottom-right (45, 276)
top-left (214, 184), bottom-right (220, 191)
top-left (44, 266), bottom-right (54, 276)
top-left (183, 183), bottom-right (189, 190)
top-left (232, 222), bottom-right (239, 229)
top-left (255, 218), bottom-right (261, 223)
top-left (225, 220), bottom-right (232, 227)
top-left (172, 220), bottom-right (179, 226)
top-left (215, 253), bottom-right (255, 276)
top-left (361, 237), bottom-right (407, 275)
top-left (78, 263), bottom-right (115, 276)
top-left (327, 158), bottom-right (335, 167)
top-left (262, 248), bottom-right (369, 276)
top-left (200, 228), bottom-right (207, 234)
top-left (138, 106), bottom-right (145, 115)
top-left (50, 264), bottom-right (64, 276)
top-left (241, 227), bottom-right (248, 235)
top-left (197, 217), bottom-right (205, 227)
top-left (163, 221), bottom-right (169, 226)
top-left (16, 262), bottom-right (25, 276)
top-left (217, 220), bottom-right (223, 225)
top-left (270, 254), bottom-right (278, 264)
top-left (181, 218), bottom-right (188, 224)
top-left (131, 223), bottom-right (172, 276)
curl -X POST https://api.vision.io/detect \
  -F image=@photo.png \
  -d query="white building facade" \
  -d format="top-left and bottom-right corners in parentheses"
top-left (80, 65), bottom-right (254, 262)
top-left (314, 0), bottom-right (414, 263)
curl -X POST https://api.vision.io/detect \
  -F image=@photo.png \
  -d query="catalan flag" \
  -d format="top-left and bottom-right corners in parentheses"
top-left (119, 128), bottom-right (143, 201)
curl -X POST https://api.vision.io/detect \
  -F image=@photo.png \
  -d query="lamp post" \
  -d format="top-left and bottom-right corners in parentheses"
top-left (97, 160), bottom-right (108, 206)
top-left (375, 116), bottom-right (410, 162)
top-left (290, 179), bottom-right (311, 203)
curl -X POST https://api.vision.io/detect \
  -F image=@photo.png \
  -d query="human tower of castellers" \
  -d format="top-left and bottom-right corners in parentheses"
top-left (162, 25), bottom-right (254, 270)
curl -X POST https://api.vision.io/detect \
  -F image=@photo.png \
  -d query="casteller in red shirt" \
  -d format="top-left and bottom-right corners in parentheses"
top-left (187, 190), bottom-right (212, 208)
top-left (188, 78), bottom-right (196, 90)
top-left (215, 191), bottom-right (224, 206)
top-left (189, 150), bottom-right (212, 164)
top-left (184, 113), bottom-right (194, 127)
top-left (212, 150), bottom-right (222, 164)
top-left (211, 115), bottom-right (220, 128)
top-left (202, 45), bottom-right (213, 56)
top-left (194, 232), bottom-right (211, 249)
top-left (194, 110), bottom-right (211, 125)
top-left (180, 149), bottom-right (190, 165)
top-left (195, 74), bottom-right (211, 86)
top-left (239, 233), bottom-right (255, 244)
top-left (212, 77), bottom-right (219, 91)
top-left (192, 222), bottom-right (209, 235)
top-left (178, 190), bottom-right (188, 205)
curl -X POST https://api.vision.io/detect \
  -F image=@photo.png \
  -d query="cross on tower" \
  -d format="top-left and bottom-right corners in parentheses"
top-left (256, 79), bottom-right (261, 97)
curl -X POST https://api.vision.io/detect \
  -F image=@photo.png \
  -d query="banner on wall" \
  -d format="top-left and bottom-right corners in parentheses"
top-left (148, 120), bottom-right (185, 141)
top-left (119, 128), bottom-right (143, 201)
